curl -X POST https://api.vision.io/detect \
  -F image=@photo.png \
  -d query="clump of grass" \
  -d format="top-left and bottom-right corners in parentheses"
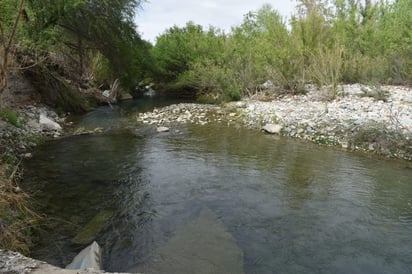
top-left (350, 122), bottom-right (412, 158)
top-left (360, 84), bottom-right (389, 102)
top-left (0, 108), bottom-right (22, 128)
top-left (0, 162), bottom-right (41, 254)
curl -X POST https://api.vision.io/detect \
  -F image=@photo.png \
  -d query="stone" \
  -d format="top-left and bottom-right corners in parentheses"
top-left (39, 113), bottom-right (62, 131)
top-left (73, 210), bottom-right (113, 245)
top-left (262, 124), bottom-right (282, 134)
top-left (120, 93), bottom-right (133, 100)
top-left (66, 241), bottom-right (102, 270)
top-left (260, 80), bottom-right (273, 89)
top-left (157, 126), bottom-right (170, 133)
top-left (0, 249), bottom-right (37, 273)
top-left (236, 101), bottom-right (247, 108)
top-left (131, 208), bottom-right (244, 274)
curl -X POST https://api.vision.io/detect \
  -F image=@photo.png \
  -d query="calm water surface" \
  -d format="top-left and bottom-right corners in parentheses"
top-left (24, 98), bottom-right (412, 273)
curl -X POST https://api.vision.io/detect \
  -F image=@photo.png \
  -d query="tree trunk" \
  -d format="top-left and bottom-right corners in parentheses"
top-left (0, 0), bottom-right (25, 109)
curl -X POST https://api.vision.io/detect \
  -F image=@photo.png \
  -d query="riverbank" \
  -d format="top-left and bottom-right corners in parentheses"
top-left (1, 83), bottom-right (411, 273)
top-left (0, 103), bottom-right (65, 253)
top-left (137, 84), bottom-right (412, 161)
top-left (0, 248), bottom-right (134, 274)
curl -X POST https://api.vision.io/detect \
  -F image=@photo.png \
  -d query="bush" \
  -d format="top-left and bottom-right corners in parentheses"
top-left (149, 1), bottom-right (412, 100)
top-left (309, 46), bottom-right (344, 98)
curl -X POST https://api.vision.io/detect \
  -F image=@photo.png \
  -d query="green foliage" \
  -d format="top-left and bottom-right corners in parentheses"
top-left (150, 0), bottom-right (412, 101)
top-left (19, 0), bottom-right (147, 90)
top-left (0, 109), bottom-right (21, 127)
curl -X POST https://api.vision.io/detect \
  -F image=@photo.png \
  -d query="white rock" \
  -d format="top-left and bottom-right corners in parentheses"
top-left (39, 113), bottom-right (62, 131)
top-left (157, 126), bottom-right (170, 133)
top-left (236, 101), bottom-right (247, 108)
top-left (66, 241), bottom-right (102, 270)
top-left (341, 141), bottom-right (349, 149)
top-left (262, 124), bottom-right (282, 134)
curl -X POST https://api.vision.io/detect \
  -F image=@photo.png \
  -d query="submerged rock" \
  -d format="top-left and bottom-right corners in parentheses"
top-left (156, 126), bottom-right (170, 133)
top-left (132, 208), bottom-right (245, 274)
top-left (73, 210), bottom-right (113, 245)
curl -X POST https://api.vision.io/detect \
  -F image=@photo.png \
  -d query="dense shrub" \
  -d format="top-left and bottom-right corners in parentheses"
top-left (149, 0), bottom-right (412, 101)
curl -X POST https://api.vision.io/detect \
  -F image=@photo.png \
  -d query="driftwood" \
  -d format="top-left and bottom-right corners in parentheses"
top-left (102, 78), bottom-right (120, 108)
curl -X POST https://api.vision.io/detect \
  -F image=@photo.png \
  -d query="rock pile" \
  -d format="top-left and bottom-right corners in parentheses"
top-left (0, 105), bottom-right (64, 159)
top-left (136, 85), bottom-right (412, 160)
top-left (237, 85), bottom-right (411, 159)
top-left (136, 103), bottom-right (222, 126)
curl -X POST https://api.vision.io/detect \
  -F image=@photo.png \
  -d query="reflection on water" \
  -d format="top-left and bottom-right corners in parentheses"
top-left (24, 100), bottom-right (412, 274)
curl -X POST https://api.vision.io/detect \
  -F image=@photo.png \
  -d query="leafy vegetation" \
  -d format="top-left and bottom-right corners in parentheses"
top-left (1, 0), bottom-right (151, 111)
top-left (149, 0), bottom-right (412, 101)
top-left (0, 108), bottom-right (21, 127)
top-left (1, 0), bottom-right (149, 253)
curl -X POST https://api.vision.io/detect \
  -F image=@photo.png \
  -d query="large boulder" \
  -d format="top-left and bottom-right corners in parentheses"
top-left (39, 113), bottom-right (62, 131)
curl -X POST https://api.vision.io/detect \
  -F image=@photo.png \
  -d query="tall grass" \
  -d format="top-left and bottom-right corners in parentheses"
top-left (0, 162), bottom-right (41, 254)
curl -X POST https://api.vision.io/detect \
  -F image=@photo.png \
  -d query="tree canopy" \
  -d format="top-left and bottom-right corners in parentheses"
top-left (148, 0), bottom-right (412, 101)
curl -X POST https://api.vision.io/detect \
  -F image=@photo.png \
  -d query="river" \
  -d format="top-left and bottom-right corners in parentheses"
top-left (23, 97), bottom-right (412, 273)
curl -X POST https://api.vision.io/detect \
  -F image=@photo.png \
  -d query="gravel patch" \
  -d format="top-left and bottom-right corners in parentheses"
top-left (137, 85), bottom-right (412, 160)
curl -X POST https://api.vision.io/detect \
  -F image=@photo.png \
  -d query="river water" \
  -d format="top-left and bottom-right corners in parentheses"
top-left (24, 98), bottom-right (412, 273)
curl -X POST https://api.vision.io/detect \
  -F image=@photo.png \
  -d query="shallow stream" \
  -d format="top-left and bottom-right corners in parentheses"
top-left (24, 98), bottom-right (412, 273)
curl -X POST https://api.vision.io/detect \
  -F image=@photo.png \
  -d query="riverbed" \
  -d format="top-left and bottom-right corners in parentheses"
top-left (23, 97), bottom-right (412, 273)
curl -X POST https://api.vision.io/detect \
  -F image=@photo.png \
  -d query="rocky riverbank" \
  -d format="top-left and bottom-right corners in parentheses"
top-left (137, 84), bottom-right (412, 161)
top-left (0, 104), bottom-right (66, 271)
top-left (0, 248), bottom-right (134, 274)
top-left (0, 104), bottom-right (134, 274)
top-left (1, 84), bottom-right (411, 273)
top-left (0, 105), bottom-right (64, 160)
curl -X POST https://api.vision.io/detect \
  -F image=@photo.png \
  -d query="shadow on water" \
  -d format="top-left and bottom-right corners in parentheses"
top-left (23, 99), bottom-right (412, 274)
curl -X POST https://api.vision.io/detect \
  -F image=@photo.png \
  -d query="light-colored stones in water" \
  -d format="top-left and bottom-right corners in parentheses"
top-left (131, 208), bottom-right (244, 274)
top-left (120, 93), bottom-right (133, 100)
top-left (157, 126), bottom-right (170, 133)
top-left (262, 124), bottom-right (282, 134)
top-left (134, 85), bottom-right (412, 160)
top-left (73, 210), bottom-right (113, 245)
top-left (341, 141), bottom-right (349, 149)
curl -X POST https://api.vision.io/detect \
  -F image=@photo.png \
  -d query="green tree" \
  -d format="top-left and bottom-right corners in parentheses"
top-left (0, 0), bottom-right (25, 108)
top-left (24, 0), bottom-right (145, 89)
